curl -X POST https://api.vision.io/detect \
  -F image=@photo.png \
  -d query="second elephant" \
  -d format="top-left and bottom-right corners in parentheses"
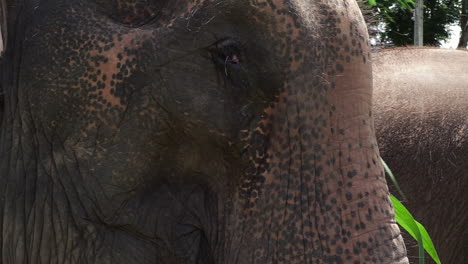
top-left (373, 47), bottom-right (468, 264)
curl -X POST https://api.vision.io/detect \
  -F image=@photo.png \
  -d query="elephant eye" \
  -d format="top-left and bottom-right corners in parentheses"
top-left (210, 38), bottom-right (244, 73)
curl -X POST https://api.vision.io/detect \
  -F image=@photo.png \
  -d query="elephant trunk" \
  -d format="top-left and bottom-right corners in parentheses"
top-left (222, 48), bottom-right (408, 264)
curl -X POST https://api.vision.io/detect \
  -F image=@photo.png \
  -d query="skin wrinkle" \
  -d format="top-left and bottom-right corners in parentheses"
top-left (280, 93), bottom-right (292, 262)
top-left (290, 74), bottom-right (307, 260)
top-left (295, 87), bottom-right (308, 261)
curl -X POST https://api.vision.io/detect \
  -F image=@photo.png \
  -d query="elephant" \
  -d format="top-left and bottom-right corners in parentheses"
top-left (0, 0), bottom-right (409, 263)
top-left (372, 47), bottom-right (468, 264)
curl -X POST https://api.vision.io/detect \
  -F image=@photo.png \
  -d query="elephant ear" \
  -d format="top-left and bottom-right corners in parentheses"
top-left (0, 0), bottom-right (6, 55)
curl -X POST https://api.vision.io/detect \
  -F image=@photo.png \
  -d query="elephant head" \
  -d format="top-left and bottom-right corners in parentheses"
top-left (0, 0), bottom-right (408, 263)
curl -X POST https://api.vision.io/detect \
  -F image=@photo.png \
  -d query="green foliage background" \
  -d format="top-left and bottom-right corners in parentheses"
top-left (367, 0), bottom-right (461, 46)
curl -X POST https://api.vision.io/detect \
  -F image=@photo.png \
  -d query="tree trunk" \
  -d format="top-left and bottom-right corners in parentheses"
top-left (458, 0), bottom-right (468, 48)
top-left (0, 0), bottom-right (7, 54)
top-left (414, 0), bottom-right (424, 46)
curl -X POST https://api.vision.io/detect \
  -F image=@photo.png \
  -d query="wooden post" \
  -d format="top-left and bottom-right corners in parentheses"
top-left (458, 0), bottom-right (468, 48)
top-left (414, 0), bottom-right (424, 46)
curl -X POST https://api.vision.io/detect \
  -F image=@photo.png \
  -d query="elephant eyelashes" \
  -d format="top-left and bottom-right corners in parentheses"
top-left (209, 38), bottom-right (244, 75)
top-left (94, 0), bottom-right (164, 27)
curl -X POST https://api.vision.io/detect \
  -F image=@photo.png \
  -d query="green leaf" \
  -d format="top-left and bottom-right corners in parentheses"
top-left (384, 159), bottom-right (441, 264)
top-left (381, 158), bottom-right (407, 201)
top-left (399, 0), bottom-right (415, 9)
top-left (416, 221), bottom-right (442, 264)
top-left (381, 8), bottom-right (396, 23)
top-left (390, 194), bottom-right (424, 264)
top-left (398, 0), bottom-right (410, 9)
top-left (391, 195), bottom-right (442, 264)
top-left (368, 0), bottom-right (377, 6)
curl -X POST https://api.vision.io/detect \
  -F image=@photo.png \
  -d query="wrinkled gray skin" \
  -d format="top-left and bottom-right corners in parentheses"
top-left (0, 0), bottom-right (408, 263)
top-left (373, 48), bottom-right (468, 264)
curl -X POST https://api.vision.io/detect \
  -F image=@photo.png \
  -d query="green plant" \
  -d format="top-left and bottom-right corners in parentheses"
top-left (381, 158), bottom-right (441, 264)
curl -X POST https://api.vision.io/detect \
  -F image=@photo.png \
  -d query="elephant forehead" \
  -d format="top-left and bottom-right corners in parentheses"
top-left (19, 0), bottom-right (369, 143)
top-left (245, 0), bottom-right (369, 74)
